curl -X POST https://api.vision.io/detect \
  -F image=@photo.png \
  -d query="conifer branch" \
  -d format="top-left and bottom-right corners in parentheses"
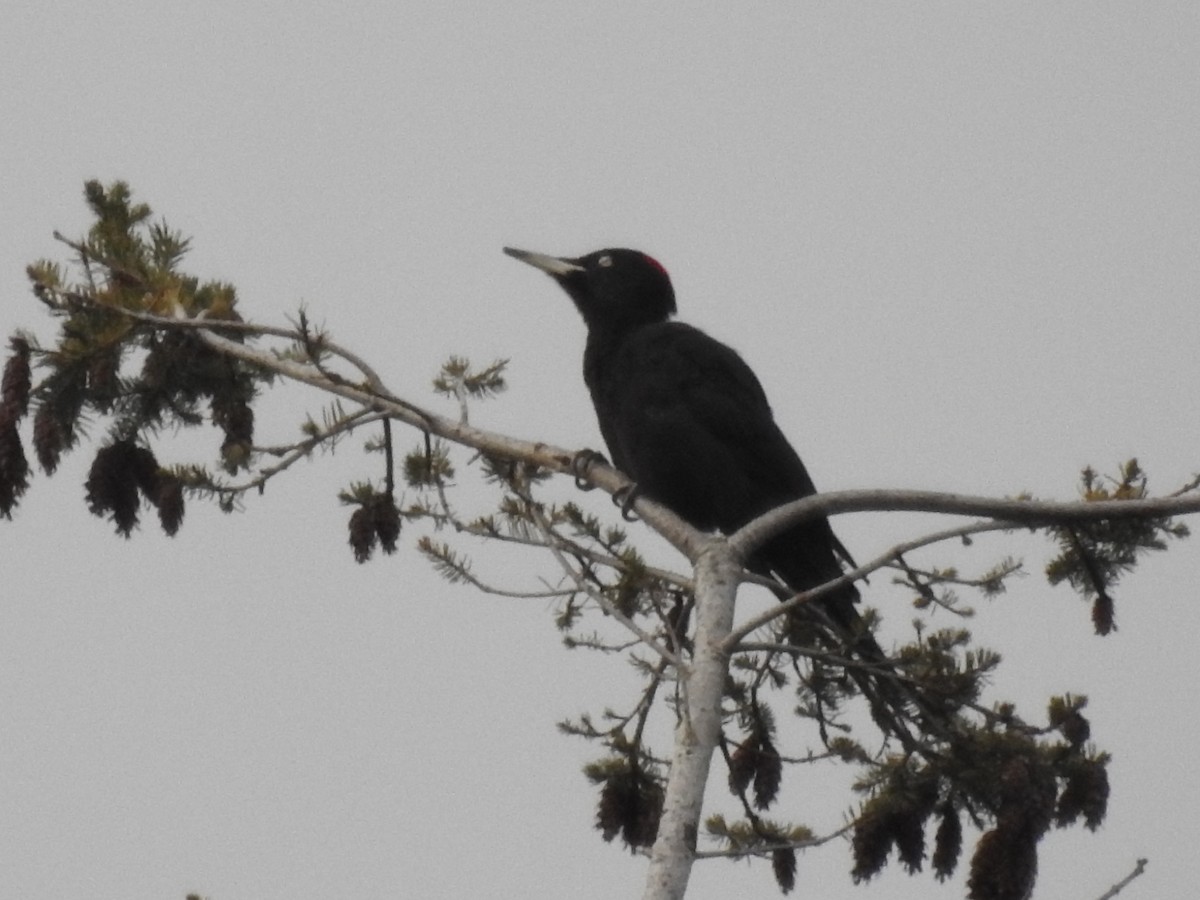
top-left (524, 496), bottom-right (680, 666)
top-left (216, 408), bottom-right (386, 495)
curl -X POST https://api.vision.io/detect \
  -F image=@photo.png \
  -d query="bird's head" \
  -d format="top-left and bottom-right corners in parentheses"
top-left (504, 247), bottom-right (676, 332)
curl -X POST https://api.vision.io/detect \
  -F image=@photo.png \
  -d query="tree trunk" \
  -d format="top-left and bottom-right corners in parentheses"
top-left (641, 542), bottom-right (740, 900)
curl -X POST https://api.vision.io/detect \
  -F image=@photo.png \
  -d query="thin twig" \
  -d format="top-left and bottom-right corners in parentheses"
top-left (1095, 858), bottom-right (1148, 900)
top-left (182, 408), bottom-right (386, 497)
top-left (726, 519), bottom-right (1015, 649)
top-left (525, 495), bottom-right (679, 666)
top-left (695, 821), bottom-right (856, 860)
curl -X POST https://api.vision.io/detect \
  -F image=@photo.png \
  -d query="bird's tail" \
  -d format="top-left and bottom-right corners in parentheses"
top-left (782, 587), bottom-right (944, 750)
top-left (752, 533), bottom-right (947, 746)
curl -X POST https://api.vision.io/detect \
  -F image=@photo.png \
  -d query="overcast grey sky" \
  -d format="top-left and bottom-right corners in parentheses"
top-left (3, 4), bottom-right (1198, 899)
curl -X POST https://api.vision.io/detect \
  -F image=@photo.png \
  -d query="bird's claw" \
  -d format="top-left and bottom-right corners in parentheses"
top-left (571, 449), bottom-right (609, 491)
top-left (570, 450), bottom-right (639, 519)
top-left (613, 483), bottom-right (641, 521)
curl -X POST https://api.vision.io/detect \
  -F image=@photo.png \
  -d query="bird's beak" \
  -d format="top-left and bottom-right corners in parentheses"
top-left (503, 247), bottom-right (585, 277)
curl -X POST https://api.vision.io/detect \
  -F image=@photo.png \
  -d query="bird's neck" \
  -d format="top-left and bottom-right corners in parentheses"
top-left (581, 324), bottom-right (632, 394)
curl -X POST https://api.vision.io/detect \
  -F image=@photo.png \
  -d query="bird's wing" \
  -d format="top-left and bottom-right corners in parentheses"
top-left (600, 321), bottom-right (859, 610)
top-left (601, 322), bottom-right (821, 528)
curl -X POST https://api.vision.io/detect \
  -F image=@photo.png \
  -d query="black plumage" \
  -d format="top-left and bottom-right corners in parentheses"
top-left (504, 246), bottom-right (864, 635)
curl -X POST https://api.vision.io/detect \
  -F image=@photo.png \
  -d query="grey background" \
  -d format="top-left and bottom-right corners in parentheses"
top-left (2, 3), bottom-right (1197, 898)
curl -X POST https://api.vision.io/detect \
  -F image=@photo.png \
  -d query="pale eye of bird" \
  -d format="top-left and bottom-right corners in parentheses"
top-left (598, 254), bottom-right (613, 267)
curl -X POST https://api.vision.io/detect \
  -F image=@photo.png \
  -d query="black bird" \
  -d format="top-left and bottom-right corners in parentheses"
top-left (503, 246), bottom-right (866, 640)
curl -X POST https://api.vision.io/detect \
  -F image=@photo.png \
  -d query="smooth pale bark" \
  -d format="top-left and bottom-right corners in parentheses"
top-left (641, 542), bottom-right (741, 900)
